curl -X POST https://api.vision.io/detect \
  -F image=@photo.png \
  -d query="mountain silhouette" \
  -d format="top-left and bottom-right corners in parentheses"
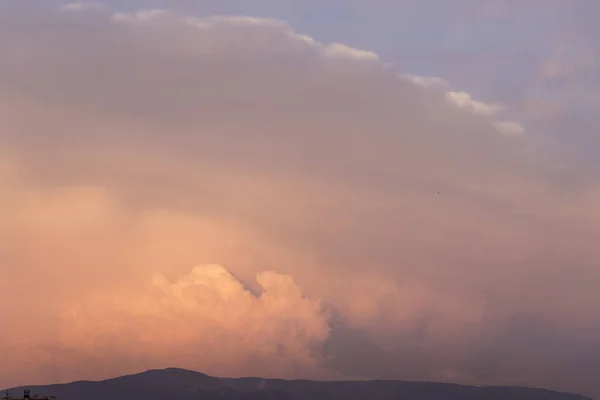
top-left (5, 367), bottom-right (592, 400)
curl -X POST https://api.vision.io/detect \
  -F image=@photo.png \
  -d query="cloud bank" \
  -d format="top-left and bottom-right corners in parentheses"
top-left (1, 4), bottom-right (600, 398)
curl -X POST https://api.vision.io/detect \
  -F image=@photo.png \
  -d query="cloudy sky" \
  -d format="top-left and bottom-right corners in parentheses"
top-left (1, 0), bottom-right (599, 398)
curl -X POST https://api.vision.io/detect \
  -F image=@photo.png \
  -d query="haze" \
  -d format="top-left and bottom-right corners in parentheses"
top-left (1, 1), bottom-right (599, 398)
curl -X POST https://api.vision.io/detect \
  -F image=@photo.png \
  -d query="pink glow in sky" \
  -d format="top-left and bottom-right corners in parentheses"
top-left (1, 3), bottom-right (600, 398)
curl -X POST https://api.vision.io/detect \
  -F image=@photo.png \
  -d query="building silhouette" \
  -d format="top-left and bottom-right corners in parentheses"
top-left (3, 390), bottom-right (55, 400)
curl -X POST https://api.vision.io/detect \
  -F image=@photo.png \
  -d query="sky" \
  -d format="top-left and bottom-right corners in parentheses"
top-left (1, 0), bottom-right (600, 398)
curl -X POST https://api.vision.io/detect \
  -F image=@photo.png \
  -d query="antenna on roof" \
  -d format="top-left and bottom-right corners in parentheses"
top-left (2, 390), bottom-right (9, 400)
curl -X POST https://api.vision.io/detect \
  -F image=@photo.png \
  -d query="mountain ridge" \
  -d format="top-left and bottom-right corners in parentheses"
top-left (5, 367), bottom-right (593, 400)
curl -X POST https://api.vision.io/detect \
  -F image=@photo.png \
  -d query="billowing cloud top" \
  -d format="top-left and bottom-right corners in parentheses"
top-left (1, 3), bottom-right (600, 398)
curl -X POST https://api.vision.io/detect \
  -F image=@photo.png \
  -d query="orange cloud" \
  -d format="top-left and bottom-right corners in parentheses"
top-left (1, 4), bottom-right (600, 397)
top-left (53, 265), bottom-right (332, 380)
